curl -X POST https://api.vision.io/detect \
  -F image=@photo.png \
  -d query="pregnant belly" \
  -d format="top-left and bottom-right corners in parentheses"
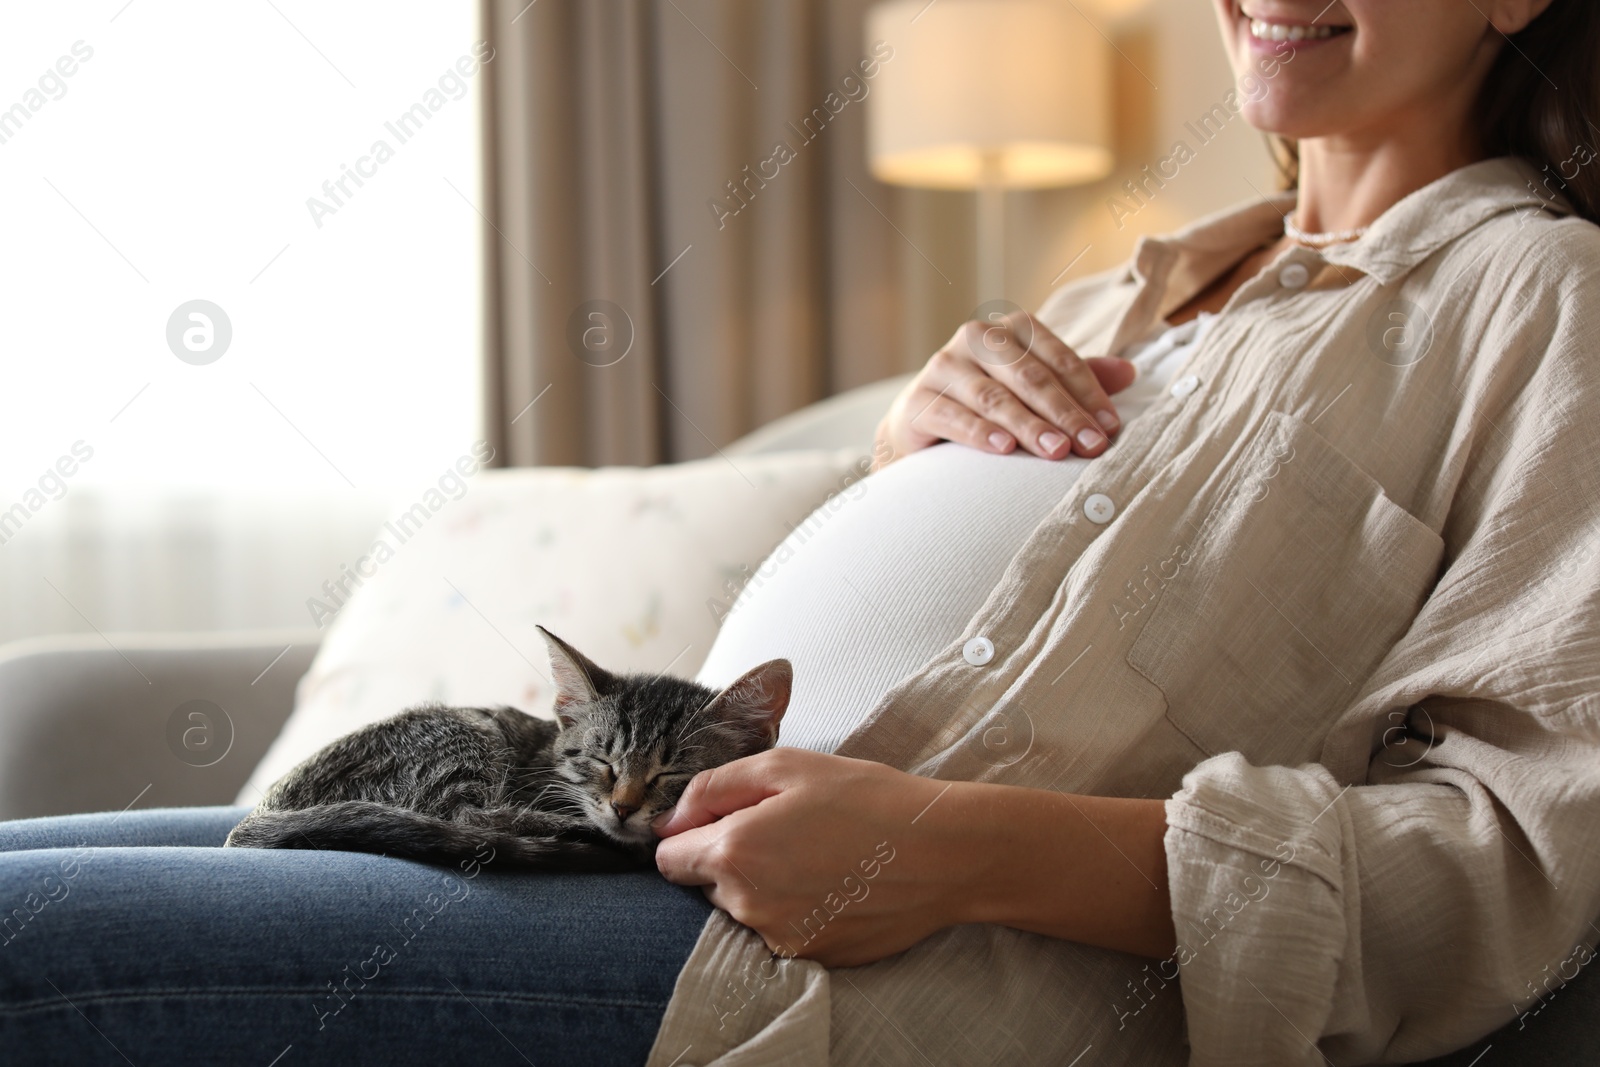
top-left (695, 312), bottom-right (1204, 752)
top-left (694, 443), bottom-right (1090, 753)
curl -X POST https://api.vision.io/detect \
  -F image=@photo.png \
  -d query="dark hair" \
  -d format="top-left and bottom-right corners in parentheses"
top-left (1273, 0), bottom-right (1600, 224)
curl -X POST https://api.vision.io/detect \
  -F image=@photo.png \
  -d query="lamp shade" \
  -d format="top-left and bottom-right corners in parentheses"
top-left (866, 0), bottom-right (1113, 190)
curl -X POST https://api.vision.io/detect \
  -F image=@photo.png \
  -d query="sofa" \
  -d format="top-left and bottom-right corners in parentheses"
top-left (0, 373), bottom-right (1592, 1064)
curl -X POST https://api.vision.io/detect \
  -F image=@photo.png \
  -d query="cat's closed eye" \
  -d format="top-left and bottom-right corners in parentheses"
top-left (648, 771), bottom-right (692, 788)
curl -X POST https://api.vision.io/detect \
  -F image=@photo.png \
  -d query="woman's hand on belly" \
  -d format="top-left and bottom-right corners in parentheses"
top-left (652, 748), bottom-right (1178, 967)
top-left (874, 311), bottom-right (1136, 471)
top-left (650, 748), bottom-right (970, 968)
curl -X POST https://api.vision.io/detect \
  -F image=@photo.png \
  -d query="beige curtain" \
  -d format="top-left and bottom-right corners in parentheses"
top-left (479, 0), bottom-right (939, 467)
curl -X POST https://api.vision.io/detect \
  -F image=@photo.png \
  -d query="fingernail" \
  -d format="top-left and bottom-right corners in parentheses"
top-left (1077, 427), bottom-right (1106, 450)
top-left (1039, 431), bottom-right (1067, 453)
top-left (988, 431), bottom-right (1012, 452)
top-left (1095, 410), bottom-right (1118, 432)
top-left (651, 808), bottom-right (675, 831)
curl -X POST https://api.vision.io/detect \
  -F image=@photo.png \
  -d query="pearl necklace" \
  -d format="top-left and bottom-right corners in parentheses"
top-left (1284, 211), bottom-right (1368, 248)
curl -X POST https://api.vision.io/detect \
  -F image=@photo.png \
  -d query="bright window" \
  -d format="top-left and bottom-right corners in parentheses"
top-left (0, 0), bottom-right (482, 494)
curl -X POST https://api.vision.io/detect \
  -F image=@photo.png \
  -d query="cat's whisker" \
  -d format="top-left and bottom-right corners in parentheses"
top-left (535, 783), bottom-right (591, 805)
top-left (675, 716), bottom-right (732, 749)
top-left (522, 781), bottom-right (598, 817)
top-left (673, 696), bottom-right (721, 740)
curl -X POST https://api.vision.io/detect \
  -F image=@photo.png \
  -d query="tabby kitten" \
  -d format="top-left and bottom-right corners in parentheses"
top-left (225, 626), bottom-right (791, 872)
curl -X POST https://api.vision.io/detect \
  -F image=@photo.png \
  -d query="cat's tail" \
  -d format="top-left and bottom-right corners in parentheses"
top-left (223, 801), bottom-right (642, 873)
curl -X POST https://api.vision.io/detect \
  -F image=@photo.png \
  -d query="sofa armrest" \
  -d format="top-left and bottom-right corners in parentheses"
top-left (724, 374), bottom-right (913, 456)
top-left (0, 629), bottom-right (321, 821)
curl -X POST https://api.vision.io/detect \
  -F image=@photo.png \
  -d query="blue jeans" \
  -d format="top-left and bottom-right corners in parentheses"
top-left (0, 807), bottom-right (713, 1066)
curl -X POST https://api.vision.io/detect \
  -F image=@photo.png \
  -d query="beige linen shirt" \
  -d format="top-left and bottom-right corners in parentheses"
top-left (646, 157), bottom-right (1600, 1066)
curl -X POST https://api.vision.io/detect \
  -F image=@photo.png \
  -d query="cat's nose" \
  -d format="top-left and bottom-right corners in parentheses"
top-left (612, 801), bottom-right (638, 821)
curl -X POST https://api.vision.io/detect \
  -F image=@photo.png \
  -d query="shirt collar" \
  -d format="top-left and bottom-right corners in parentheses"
top-left (1321, 156), bottom-right (1573, 283)
top-left (1128, 156), bottom-right (1572, 302)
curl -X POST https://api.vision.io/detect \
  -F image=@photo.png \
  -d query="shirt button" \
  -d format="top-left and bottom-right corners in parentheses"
top-left (1170, 374), bottom-right (1201, 399)
top-left (1278, 262), bottom-right (1310, 289)
top-left (962, 636), bottom-right (995, 666)
top-left (1083, 493), bottom-right (1116, 524)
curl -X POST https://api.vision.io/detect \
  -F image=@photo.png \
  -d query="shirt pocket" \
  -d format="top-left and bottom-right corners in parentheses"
top-left (1125, 410), bottom-right (1444, 767)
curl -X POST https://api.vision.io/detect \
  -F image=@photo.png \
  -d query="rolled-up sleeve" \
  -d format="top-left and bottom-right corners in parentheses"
top-left (1163, 259), bottom-right (1600, 1065)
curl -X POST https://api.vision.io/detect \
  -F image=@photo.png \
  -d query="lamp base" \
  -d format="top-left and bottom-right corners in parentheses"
top-left (976, 155), bottom-right (1006, 305)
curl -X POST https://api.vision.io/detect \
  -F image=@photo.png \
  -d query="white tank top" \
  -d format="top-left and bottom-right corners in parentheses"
top-left (696, 312), bottom-right (1216, 753)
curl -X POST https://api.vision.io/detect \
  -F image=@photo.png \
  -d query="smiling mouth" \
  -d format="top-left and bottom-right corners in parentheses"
top-left (1250, 18), bottom-right (1350, 41)
top-left (1239, 5), bottom-right (1353, 44)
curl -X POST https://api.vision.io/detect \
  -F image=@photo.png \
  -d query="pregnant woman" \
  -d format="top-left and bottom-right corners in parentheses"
top-left (6, 0), bottom-right (1600, 1064)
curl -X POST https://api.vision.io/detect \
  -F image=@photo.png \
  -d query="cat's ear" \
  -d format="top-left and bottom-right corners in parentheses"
top-left (702, 658), bottom-right (792, 749)
top-left (537, 626), bottom-right (614, 728)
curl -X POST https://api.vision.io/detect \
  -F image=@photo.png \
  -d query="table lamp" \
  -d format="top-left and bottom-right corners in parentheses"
top-left (866, 0), bottom-right (1114, 302)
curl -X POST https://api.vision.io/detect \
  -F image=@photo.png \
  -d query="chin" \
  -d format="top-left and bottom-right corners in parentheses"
top-left (1237, 97), bottom-right (1313, 140)
top-left (605, 821), bottom-right (652, 846)
top-left (1213, 0), bottom-right (1356, 137)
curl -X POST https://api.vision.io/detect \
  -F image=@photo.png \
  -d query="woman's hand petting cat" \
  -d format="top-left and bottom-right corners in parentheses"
top-left (652, 748), bottom-right (977, 968)
top-left (873, 310), bottom-right (1137, 470)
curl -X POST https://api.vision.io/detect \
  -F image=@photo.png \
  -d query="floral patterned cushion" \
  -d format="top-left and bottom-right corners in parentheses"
top-left (239, 449), bottom-right (867, 801)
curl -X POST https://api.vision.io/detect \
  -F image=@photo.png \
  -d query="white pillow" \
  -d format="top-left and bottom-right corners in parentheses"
top-left (239, 449), bottom-right (868, 803)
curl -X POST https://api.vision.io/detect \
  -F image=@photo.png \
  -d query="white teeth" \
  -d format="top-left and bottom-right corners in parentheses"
top-left (1248, 17), bottom-right (1344, 41)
